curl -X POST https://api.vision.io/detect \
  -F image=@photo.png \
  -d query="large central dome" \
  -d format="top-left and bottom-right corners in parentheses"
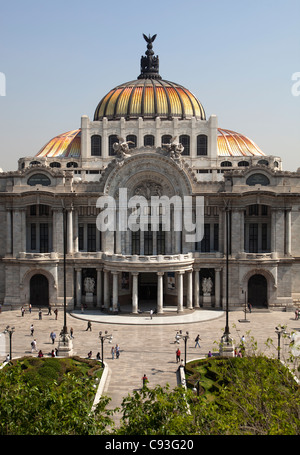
top-left (94, 34), bottom-right (206, 122)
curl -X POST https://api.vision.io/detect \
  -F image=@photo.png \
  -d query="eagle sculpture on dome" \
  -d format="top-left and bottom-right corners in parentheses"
top-left (143, 34), bottom-right (157, 44)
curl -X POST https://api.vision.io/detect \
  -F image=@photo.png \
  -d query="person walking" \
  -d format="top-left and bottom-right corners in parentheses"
top-left (31, 339), bottom-right (37, 353)
top-left (29, 303), bottom-right (32, 314)
top-left (111, 346), bottom-right (115, 360)
top-left (38, 308), bottom-right (42, 320)
top-left (54, 308), bottom-right (58, 320)
top-left (50, 331), bottom-right (56, 344)
top-left (21, 306), bottom-right (25, 317)
top-left (30, 324), bottom-right (34, 336)
top-left (195, 334), bottom-right (201, 348)
top-left (115, 344), bottom-right (120, 359)
top-left (70, 327), bottom-right (74, 338)
top-left (142, 374), bottom-right (148, 388)
top-left (176, 347), bottom-right (181, 363)
top-left (86, 321), bottom-right (92, 331)
top-left (150, 309), bottom-right (153, 320)
top-left (47, 304), bottom-right (52, 315)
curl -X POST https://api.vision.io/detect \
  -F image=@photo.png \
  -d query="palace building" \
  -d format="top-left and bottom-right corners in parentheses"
top-left (1, 34), bottom-right (299, 313)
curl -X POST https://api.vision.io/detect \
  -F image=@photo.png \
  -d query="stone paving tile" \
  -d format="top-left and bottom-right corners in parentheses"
top-left (0, 307), bottom-right (299, 428)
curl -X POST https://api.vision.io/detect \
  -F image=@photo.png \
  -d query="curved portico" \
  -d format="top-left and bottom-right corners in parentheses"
top-left (102, 252), bottom-right (194, 314)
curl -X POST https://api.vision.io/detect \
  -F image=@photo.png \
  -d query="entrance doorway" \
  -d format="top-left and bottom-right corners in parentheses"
top-left (138, 272), bottom-right (157, 300)
top-left (30, 274), bottom-right (49, 307)
top-left (248, 274), bottom-right (268, 308)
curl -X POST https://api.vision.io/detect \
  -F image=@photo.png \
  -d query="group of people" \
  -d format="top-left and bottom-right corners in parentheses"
top-left (86, 344), bottom-right (121, 361)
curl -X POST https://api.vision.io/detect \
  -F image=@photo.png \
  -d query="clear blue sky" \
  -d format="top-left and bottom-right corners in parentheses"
top-left (0, 0), bottom-right (299, 170)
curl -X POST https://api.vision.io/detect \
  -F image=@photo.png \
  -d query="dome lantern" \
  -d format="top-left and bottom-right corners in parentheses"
top-left (137, 33), bottom-right (162, 80)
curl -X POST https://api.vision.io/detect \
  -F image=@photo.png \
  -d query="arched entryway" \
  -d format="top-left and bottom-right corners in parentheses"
top-left (248, 274), bottom-right (268, 308)
top-left (30, 274), bottom-right (49, 307)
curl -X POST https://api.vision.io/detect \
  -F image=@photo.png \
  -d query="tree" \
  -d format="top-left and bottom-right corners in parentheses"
top-left (116, 384), bottom-right (196, 435)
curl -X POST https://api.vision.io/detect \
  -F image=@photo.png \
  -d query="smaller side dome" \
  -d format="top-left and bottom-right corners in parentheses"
top-left (217, 128), bottom-right (265, 157)
top-left (36, 129), bottom-right (81, 158)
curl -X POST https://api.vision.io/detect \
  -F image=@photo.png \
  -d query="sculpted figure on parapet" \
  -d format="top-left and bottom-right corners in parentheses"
top-left (113, 136), bottom-right (134, 163)
top-left (161, 136), bottom-right (184, 161)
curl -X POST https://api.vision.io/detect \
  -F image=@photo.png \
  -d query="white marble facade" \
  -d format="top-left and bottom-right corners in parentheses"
top-left (0, 37), bottom-right (298, 313)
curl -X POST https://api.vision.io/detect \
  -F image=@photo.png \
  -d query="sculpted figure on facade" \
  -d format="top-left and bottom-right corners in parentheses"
top-left (161, 136), bottom-right (184, 164)
top-left (113, 136), bottom-right (134, 164)
top-left (84, 277), bottom-right (95, 294)
top-left (202, 277), bottom-right (213, 294)
top-left (134, 181), bottom-right (163, 200)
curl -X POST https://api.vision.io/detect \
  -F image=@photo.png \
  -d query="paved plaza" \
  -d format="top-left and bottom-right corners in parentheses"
top-left (0, 306), bottom-right (299, 426)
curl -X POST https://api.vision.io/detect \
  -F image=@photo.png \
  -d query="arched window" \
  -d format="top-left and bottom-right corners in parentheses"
top-left (27, 174), bottom-right (51, 186)
top-left (29, 160), bottom-right (41, 166)
top-left (50, 162), bottom-right (61, 168)
top-left (258, 159), bottom-right (269, 166)
top-left (220, 161), bottom-right (232, 167)
top-left (197, 134), bottom-right (208, 156)
top-left (109, 135), bottom-right (119, 156)
top-left (238, 161), bottom-right (249, 167)
top-left (144, 135), bottom-right (155, 147)
top-left (246, 173), bottom-right (270, 186)
top-left (91, 135), bottom-right (102, 156)
top-left (179, 135), bottom-right (190, 155)
top-left (66, 161), bottom-right (78, 168)
top-left (126, 135), bottom-right (137, 149)
top-left (161, 134), bottom-right (172, 145)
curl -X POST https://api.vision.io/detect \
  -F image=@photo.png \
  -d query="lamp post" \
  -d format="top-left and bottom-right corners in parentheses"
top-left (99, 330), bottom-right (113, 368)
top-left (175, 330), bottom-right (189, 366)
top-left (275, 326), bottom-right (286, 360)
top-left (219, 205), bottom-right (235, 356)
top-left (4, 325), bottom-right (15, 360)
top-left (62, 205), bottom-right (67, 337)
top-left (239, 289), bottom-right (250, 323)
top-left (57, 203), bottom-right (73, 357)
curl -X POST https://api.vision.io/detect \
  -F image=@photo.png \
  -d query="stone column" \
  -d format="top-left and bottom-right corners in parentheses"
top-left (132, 272), bottom-right (139, 314)
top-left (177, 271), bottom-right (184, 313)
top-left (215, 268), bottom-right (221, 308)
top-left (20, 209), bottom-right (26, 253)
top-left (157, 272), bottom-right (164, 314)
top-left (96, 268), bottom-right (102, 308)
top-left (76, 268), bottom-right (82, 307)
top-left (271, 209), bottom-right (276, 253)
top-left (6, 210), bottom-right (12, 255)
top-left (73, 209), bottom-right (79, 253)
top-left (67, 209), bottom-right (73, 254)
top-left (112, 271), bottom-right (119, 312)
top-left (193, 268), bottom-right (200, 308)
top-left (186, 270), bottom-right (193, 310)
top-left (285, 209), bottom-right (291, 256)
top-left (103, 270), bottom-right (110, 310)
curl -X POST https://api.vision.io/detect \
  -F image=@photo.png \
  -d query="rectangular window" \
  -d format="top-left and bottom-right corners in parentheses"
top-left (249, 205), bottom-right (259, 216)
top-left (157, 225), bottom-right (165, 255)
top-left (201, 224), bottom-right (210, 252)
top-left (262, 223), bottom-right (268, 251)
top-left (40, 223), bottom-right (49, 253)
top-left (213, 223), bottom-right (219, 251)
top-left (79, 225), bottom-right (84, 251)
top-left (144, 225), bottom-right (153, 255)
top-left (31, 223), bottom-right (36, 250)
top-left (249, 223), bottom-right (258, 253)
top-left (132, 231), bottom-right (140, 255)
top-left (87, 224), bottom-right (96, 252)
